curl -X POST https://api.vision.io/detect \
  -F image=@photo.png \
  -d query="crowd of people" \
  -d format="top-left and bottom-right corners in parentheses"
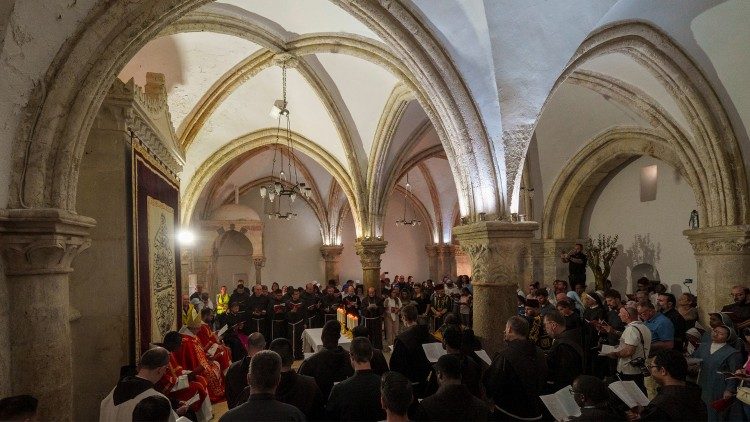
top-left (6, 264), bottom-right (750, 422)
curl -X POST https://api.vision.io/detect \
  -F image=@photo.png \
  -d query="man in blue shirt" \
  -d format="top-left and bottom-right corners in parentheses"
top-left (638, 302), bottom-right (675, 353)
top-left (638, 301), bottom-right (675, 399)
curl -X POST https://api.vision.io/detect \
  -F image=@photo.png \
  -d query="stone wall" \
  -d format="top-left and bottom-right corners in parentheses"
top-left (0, 263), bottom-right (9, 397)
top-left (70, 122), bottom-right (132, 420)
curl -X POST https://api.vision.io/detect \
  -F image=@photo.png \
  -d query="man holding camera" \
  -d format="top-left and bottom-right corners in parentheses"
top-left (605, 306), bottom-right (651, 393)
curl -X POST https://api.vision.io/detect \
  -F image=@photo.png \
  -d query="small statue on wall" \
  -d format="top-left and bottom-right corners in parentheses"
top-left (689, 209), bottom-right (700, 229)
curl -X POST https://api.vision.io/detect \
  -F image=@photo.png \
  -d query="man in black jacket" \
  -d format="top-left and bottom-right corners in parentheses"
top-left (225, 332), bottom-right (265, 409)
top-left (352, 325), bottom-right (389, 375)
top-left (219, 350), bottom-right (304, 421)
top-left (389, 304), bottom-right (437, 398)
top-left (483, 316), bottom-right (547, 421)
top-left (627, 349), bottom-right (707, 421)
top-left (269, 338), bottom-right (325, 420)
top-left (325, 336), bottom-right (386, 421)
top-left (544, 311), bottom-right (583, 393)
top-left (415, 354), bottom-right (489, 421)
top-left (298, 320), bottom-right (354, 399)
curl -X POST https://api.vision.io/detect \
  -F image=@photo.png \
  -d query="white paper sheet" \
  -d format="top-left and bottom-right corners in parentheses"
top-left (540, 385), bottom-right (581, 421)
top-left (475, 350), bottom-right (492, 366)
top-left (422, 342), bottom-right (447, 363)
top-left (609, 380), bottom-right (650, 408)
top-left (171, 374), bottom-right (189, 392)
top-left (216, 324), bottom-right (228, 338)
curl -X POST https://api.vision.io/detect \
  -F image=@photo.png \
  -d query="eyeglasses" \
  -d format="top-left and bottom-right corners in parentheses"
top-left (569, 388), bottom-right (581, 396)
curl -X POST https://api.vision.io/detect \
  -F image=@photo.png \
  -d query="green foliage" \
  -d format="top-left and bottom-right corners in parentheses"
top-left (585, 234), bottom-right (619, 290)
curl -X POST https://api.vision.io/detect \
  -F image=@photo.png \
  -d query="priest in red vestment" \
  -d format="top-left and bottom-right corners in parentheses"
top-left (174, 308), bottom-right (226, 403)
top-left (195, 307), bottom-right (232, 374)
top-left (159, 334), bottom-right (213, 421)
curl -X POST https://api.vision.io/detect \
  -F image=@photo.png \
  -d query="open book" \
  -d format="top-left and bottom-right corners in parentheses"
top-left (184, 393), bottom-right (200, 407)
top-left (609, 380), bottom-right (649, 408)
top-left (540, 385), bottom-right (581, 421)
top-left (475, 350), bottom-right (492, 366)
top-left (207, 343), bottom-right (219, 357)
top-left (216, 324), bottom-right (228, 338)
top-left (422, 342), bottom-right (447, 363)
top-left (171, 374), bottom-right (189, 392)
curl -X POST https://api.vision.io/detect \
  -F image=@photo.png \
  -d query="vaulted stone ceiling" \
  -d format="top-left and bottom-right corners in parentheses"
top-left (118, 0), bottom-right (456, 243)
top-left (113, 0), bottom-right (750, 242)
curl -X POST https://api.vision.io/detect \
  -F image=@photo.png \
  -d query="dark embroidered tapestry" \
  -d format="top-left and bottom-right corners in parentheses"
top-left (132, 144), bottom-right (181, 358)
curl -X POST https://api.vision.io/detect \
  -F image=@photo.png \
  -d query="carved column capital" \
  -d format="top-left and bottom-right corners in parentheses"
top-left (355, 239), bottom-right (388, 269)
top-left (0, 209), bottom-right (96, 276)
top-left (453, 221), bottom-right (538, 286)
top-left (684, 225), bottom-right (750, 255)
top-left (320, 245), bottom-right (344, 262)
top-left (252, 256), bottom-right (266, 269)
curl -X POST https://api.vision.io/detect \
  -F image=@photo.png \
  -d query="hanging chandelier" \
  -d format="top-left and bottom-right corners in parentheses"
top-left (395, 171), bottom-right (421, 227)
top-left (259, 61), bottom-right (312, 220)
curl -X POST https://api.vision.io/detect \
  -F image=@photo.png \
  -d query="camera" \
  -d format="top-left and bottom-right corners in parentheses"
top-left (628, 357), bottom-right (650, 376)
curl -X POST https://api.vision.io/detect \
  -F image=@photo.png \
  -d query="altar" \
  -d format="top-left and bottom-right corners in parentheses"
top-left (301, 327), bottom-right (353, 354)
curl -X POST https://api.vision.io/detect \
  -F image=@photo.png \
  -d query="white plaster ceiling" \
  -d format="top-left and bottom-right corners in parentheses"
top-left (118, 32), bottom-right (261, 131)
top-left (315, 53), bottom-right (399, 157)
top-left (386, 101), bottom-right (431, 165)
top-left (182, 65), bottom-right (346, 182)
top-left (423, 157), bottom-right (459, 241)
top-left (578, 52), bottom-right (691, 132)
top-left (533, 82), bottom-right (649, 201)
top-left (217, 0), bottom-right (381, 40)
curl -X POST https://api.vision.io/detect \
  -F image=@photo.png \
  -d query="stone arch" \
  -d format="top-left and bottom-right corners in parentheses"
top-left (542, 126), bottom-right (690, 240)
top-left (212, 228), bottom-right (254, 292)
top-left (9, 0), bottom-right (499, 225)
top-left (541, 20), bottom-right (749, 227)
top-left (181, 128), bottom-right (357, 232)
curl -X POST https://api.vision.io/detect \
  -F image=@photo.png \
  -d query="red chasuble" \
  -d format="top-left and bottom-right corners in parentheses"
top-left (156, 353), bottom-right (209, 412)
top-left (196, 323), bottom-right (232, 372)
top-left (174, 334), bottom-right (226, 403)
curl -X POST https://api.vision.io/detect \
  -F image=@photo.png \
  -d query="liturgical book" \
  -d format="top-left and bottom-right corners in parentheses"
top-left (540, 385), bottom-right (581, 421)
top-left (609, 380), bottom-right (650, 408)
top-left (422, 342), bottom-right (447, 363)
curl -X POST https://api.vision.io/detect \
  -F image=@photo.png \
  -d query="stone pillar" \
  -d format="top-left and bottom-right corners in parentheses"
top-left (425, 244), bottom-right (439, 281)
top-left (0, 209), bottom-right (95, 421)
top-left (320, 245), bottom-right (344, 283)
top-left (438, 244), bottom-right (457, 280)
top-left (684, 226), bottom-right (750, 324)
top-left (252, 256), bottom-right (266, 285)
top-left (355, 239), bottom-right (388, 295)
top-left (540, 239), bottom-right (579, 286)
top-left (454, 221), bottom-right (538, 355)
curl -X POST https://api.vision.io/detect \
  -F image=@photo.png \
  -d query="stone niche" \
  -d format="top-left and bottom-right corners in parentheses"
top-left (70, 73), bottom-right (183, 421)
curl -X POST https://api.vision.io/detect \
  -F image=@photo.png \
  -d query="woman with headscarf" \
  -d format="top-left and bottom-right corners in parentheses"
top-left (703, 312), bottom-right (745, 354)
top-left (692, 324), bottom-right (743, 421)
top-left (582, 291), bottom-right (606, 376)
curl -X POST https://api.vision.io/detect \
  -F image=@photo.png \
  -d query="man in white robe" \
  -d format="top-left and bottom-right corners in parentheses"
top-left (100, 347), bottom-right (184, 422)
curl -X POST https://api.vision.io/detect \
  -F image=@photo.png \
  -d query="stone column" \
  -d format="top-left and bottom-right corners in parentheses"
top-left (0, 209), bottom-right (95, 421)
top-left (454, 221), bottom-right (538, 355)
top-left (540, 239), bottom-right (579, 286)
top-left (320, 245), bottom-right (344, 283)
top-left (355, 239), bottom-right (388, 295)
top-left (438, 244), bottom-right (457, 280)
top-left (252, 256), bottom-right (266, 285)
top-left (425, 244), bottom-right (439, 281)
top-left (684, 225), bottom-right (750, 324)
